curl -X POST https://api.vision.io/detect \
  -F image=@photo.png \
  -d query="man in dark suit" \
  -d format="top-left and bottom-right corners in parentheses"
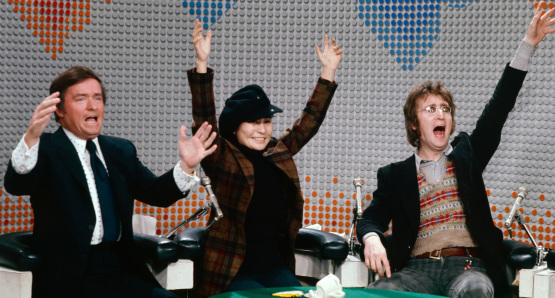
top-left (357, 4), bottom-right (555, 298)
top-left (4, 66), bottom-right (217, 297)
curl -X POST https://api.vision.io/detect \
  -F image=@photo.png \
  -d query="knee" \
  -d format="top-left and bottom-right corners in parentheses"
top-left (449, 274), bottom-right (494, 298)
top-left (367, 278), bottom-right (404, 292)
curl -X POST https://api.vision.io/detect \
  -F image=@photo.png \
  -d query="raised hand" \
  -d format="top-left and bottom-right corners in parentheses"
top-left (524, 1), bottom-right (555, 47)
top-left (192, 19), bottom-right (212, 73)
top-left (178, 122), bottom-right (217, 174)
top-left (316, 35), bottom-right (343, 82)
top-left (24, 92), bottom-right (61, 148)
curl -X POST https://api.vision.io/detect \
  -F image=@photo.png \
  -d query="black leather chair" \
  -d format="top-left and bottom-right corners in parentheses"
top-left (359, 235), bottom-right (537, 287)
top-left (172, 227), bottom-right (205, 261)
top-left (173, 227), bottom-right (349, 264)
top-left (294, 228), bottom-right (349, 263)
top-left (0, 231), bottom-right (181, 280)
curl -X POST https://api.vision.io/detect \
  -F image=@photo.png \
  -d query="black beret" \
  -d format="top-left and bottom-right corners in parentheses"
top-left (219, 84), bottom-right (282, 139)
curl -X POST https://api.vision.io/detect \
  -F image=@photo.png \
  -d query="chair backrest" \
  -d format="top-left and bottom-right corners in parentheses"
top-left (173, 227), bottom-right (206, 260)
top-left (0, 231), bottom-right (41, 271)
top-left (295, 228), bottom-right (349, 261)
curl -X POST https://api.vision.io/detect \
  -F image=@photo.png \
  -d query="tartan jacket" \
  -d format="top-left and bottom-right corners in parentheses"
top-left (187, 68), bottom-right (338, 296)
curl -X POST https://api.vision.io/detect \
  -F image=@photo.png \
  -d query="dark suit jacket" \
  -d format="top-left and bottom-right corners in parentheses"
top-left (4, 127), bottom-right (186, 297)
top-left (357, 64), bottom-right (527, 297)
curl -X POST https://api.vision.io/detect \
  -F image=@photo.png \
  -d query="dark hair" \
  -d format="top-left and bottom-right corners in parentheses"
top-left (403, 80), bottom-right (456, 148)
top-left (50, 66), bottom-right (106, 122)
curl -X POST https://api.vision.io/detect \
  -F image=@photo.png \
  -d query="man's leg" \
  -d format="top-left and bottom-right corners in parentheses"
top-left (445, 258), bottom-right (493, 298)
top-left (368, 259), bottom-right (442, 295)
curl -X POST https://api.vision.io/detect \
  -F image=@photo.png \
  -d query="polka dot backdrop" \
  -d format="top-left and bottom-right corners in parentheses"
top-left (1, 0), bottom-right (555, 249)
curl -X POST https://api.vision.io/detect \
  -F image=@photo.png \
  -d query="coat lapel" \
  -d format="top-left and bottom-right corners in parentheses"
top-left (52, 128), bottom-right (88, 191)
top-left (396, 156), bottom-right (421, 234)
top-left (225, 139), bottom-right (255, 196)
top-left (51, 128), bottom-right (95, 218)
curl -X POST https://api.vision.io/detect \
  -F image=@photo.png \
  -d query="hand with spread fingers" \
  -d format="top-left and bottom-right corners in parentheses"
top-left (316, 35), bottom-right (343, 82)
top-left (24, 92), bottom-right (61, 148)
top-left (178, 121), bottom-right (217, 174)
top-left (192, 19), bottom-right (212, 74)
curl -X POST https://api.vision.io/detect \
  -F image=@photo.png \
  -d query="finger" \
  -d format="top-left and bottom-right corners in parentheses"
top-left (195, 122), bottom-right (210, 140)
top-left (323, 35), bottom-right (329, 51)
top-left (204, 144), bottom-right (217, 156)
top-left (180, 125), bottom-right (187, 141)
top-left (374, 259), bottom-right (384, 278)
top-left (331, 37), bottom-right (336, 48)
top-left (315, 45), bottom-right (323, 60)
top-left (543, 7), bottom-right (555, 20)
top-left (383, 258), bottom-right (392, 278)
top-left (205, 131), bottom-right (217, 148)
top-left (206, 31), bottom-right (213, 43)
top-left (200, 123), bottom-right (212, 141)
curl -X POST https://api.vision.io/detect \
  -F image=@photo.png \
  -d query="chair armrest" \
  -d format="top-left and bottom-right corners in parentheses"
top-left (0, 231), bottom-right (41, 271)
top-left (503, 239), bottom-right (536, 269)
top-left (133, 233), bottom-right (180, 263)
top-left (295, 228), bottom-right (348, 261)
top-left (173, 227), bottom-right (205, 260)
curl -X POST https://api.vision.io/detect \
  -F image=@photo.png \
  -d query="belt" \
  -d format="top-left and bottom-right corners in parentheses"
top-left (414, 247), bottom-right (479, 259)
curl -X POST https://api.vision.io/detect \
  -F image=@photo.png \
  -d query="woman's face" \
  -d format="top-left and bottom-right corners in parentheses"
top-left (235, 118), bottom-right (273, 151)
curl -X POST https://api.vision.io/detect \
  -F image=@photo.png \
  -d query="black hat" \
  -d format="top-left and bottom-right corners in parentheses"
top-left (219, 84), bottom-right (282, 139)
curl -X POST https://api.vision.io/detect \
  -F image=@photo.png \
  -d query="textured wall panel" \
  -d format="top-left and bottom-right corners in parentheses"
top-left (1, 0), bottom-right (555, 248)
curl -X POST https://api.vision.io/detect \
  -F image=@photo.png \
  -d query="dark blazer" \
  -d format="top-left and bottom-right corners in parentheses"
top-left (187, 68), bottom-right (338, 296)
top-left (4, 127), bottom-right (186, 297)
top-left (357, 64), bottom-right (527, 297)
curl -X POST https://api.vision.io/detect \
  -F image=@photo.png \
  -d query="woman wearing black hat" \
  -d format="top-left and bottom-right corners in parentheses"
top-left (187, 19), bottom-right (342, 296)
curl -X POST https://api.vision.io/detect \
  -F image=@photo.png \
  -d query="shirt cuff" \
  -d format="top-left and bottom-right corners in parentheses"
top-left (362, 232), bottom-right (379, 243)
top-left (173, 162), bottom-right (200, 193)
top-left (11, 134), bottom-right (39, 174)
top-left (509, 40), bottom-right (535, 72)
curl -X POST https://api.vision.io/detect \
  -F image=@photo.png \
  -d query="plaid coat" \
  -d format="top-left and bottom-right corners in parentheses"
top-left (187, 68), bottom-right (338, 296)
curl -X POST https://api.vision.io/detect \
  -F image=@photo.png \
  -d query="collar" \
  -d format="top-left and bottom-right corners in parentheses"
top-left (414, 144), bottom-right (453, 172)
top-left (62, 127), bottom-right (100, 155)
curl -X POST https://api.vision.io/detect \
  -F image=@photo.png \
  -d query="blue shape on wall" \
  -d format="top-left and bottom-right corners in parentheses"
top-left (357, 0), bottom-right (479, 70)
top-left (183, 0), bottom-right (238, 29)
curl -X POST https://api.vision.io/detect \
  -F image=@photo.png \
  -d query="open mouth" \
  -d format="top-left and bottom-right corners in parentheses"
top-left (85, 116), bottom-right (98, 123)
top-left (433, 125), bottom-right (445, 137)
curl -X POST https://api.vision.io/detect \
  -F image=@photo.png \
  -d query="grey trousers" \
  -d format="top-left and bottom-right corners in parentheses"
top-left (368, 256), bottom-right (494, 298)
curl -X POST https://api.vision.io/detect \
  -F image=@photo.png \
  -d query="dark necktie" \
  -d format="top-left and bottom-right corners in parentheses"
top-left (86, 140), bottom-right (120, 243)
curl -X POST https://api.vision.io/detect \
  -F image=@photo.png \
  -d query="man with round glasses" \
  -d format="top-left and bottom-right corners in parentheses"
top-left (357, 3), bottom-right (555, 298)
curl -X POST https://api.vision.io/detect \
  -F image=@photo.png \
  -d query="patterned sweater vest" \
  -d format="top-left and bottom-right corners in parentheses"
top-left (410, 159), bottom-right (477, 257)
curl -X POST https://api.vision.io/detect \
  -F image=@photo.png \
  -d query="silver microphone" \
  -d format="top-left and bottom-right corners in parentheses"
top-left (201, 176), bottom-right (223, 220)
top-left (353, 177), bottom-right (364, 220)
top-left (505, 186), bottom-right (528, 230)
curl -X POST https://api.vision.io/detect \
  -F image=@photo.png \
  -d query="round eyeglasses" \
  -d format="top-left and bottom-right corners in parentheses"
top-left (418, 105), bottom-right (452, 116)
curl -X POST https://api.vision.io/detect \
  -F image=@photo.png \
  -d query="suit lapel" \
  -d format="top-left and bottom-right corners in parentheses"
top-left (52, 128), bottom-right (88, 191)
top-left (51, 128), bottom-right (96, 219)
top-left (396, 156), bottom-right (421, 233)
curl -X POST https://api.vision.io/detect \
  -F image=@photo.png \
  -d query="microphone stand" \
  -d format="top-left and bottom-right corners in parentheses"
top-left (512, 210), bottom-right (548, 265)
top-left (348, 178), bottom-right (364, 256)
top-left (347, 207), bottom-right (360, 256)
top-left (163, 203), bottom-right (212, 239)
top-left (163, 181), bottom-right (223, 238)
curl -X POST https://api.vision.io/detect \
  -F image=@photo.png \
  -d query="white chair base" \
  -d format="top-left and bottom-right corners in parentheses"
top-left (0, 265), bottom-right (32, 298)
top-left (153, 259), bottom-right (194, 290)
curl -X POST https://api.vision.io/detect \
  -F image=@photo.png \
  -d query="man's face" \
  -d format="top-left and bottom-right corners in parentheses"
top-left (56, 78), bottom-right (104, 140)
top-left (235, 118), bottom-right (273, 151)
top-left (411, 94), bottom-right (453, 160)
